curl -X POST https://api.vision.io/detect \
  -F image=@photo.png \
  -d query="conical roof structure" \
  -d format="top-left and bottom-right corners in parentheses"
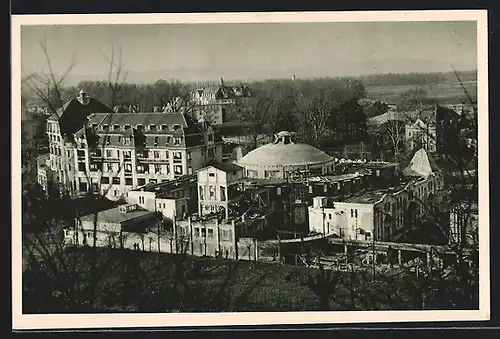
top-left (403, 148), bottom-right (441, 177)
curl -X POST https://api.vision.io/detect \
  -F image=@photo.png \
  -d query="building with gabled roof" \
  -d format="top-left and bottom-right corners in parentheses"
top-left (42, 90), bottom-right (224, 199)
top-left (44, 90), bottom-right (113, 195)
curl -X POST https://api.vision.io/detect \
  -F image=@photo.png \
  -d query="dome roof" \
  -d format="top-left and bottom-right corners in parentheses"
top-left (237, 142), bottom-right (334, 167)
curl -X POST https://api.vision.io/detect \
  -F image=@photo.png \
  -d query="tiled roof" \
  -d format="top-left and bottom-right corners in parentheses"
top-left (53, 98), bottom-right (113, 136)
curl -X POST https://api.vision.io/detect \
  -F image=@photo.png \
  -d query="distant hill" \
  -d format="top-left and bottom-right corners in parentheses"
top-left (22, 57), bottom-right (476, 86)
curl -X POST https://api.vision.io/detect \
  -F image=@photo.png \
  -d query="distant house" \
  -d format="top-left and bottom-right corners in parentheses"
top-left (191, 78), bottom-right (252, 124)
top-left (404, 104), bottom-right (467, 156)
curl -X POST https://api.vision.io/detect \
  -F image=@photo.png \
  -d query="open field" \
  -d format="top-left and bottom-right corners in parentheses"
top-left (366, 81), bottom-right (477, 104)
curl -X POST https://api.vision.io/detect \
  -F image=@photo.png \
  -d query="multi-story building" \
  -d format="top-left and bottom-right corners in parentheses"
top-left (308, 148), bottom-right (446, 241)
top-left (43, 90), bottom-right (113, 194)
top-left (41, 90), bottom-right (224, 199)
top-left (191, 78), bottom-right (252, 125)
top-left (71, 109), bottom-right (223, 200)
top-left (405, 115), bottom-right (437, 153)
top-left (197, 163), bottom-right (245, 219)
top-left (405, 104), bottom-right (467, 155)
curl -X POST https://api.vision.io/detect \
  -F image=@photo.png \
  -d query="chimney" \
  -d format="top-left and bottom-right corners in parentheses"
top-left (77, 89), bottom-right (90, 105)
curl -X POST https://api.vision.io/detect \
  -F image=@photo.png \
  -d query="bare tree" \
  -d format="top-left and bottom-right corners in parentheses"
top-left (24, 33), bottom-right (77, 113)
top-left (101, 45), bottom-right (128, 109)
top-left (295, 92), bottom-right (336, 147)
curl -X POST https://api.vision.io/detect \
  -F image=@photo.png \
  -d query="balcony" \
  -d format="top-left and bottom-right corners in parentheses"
top-left (137, 156), bottom-right (170, 164)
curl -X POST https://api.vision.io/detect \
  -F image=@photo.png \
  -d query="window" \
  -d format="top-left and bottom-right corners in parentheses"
top-left (106, 136), bottom-right (111, 144)
top-left (355, 209), bottom-right (358, 218)
top-left (106, 150), bottom-right (113, 158)
top-left (123, 150), bottom-right (131, 158)
top-left (201, 228), bottom-right (206, 238)
top-left (139, 196), bottom-right (144, 204)
top-left (173, 151), bottom-right (182, 160)
top-left (150, 125), bottom-right (156, 131)
top-left (101, 176), bottom-right (109, 184)
top-left (209, 185), bottom-right (215, 199)
top-left (328, 214), bottom-right (332, 220)
top-left (117, 136), bottom-right (122, 143)
top-left (208, 173), bottom-right (215, 177)
top-left (165, 151), bottom-right (169, 159)
top-left (154, 137), bottom-right (159, 145)
top-left (208, 133), bottom-right (214, 142)
top-left (124, 124), bottom-right (131, 130)
top-left (207, 229), bottom-right (214, 238)
top-left (199, 186), bottom-right (204, 200)
top-left (220, 186), bottom-right (226, 201)
top-left (95, 149), bottom-right (102, 157)
top-left (154, 164), bottom-right (161, 174)
top-left (125, 178), bottom-right (133, 185)
top-left (161, 124), bottom-right (167, 131)
top-left (351, 209), bottom-right (354, 218)
top-left (174, 165), bottom-right (183, 175)
top-left (78, 162), bottom-right (86, 171)
top-left (102, 124), bottom-right (109, 131)
top-left (138, 178), bottom-right (146, 186)
top-left (174, 137), bottom-right (181, 146)
top-left (207, 148), bottom-right (215, 158)
top-left (124, 163), bottom-right (132, 173)
top-left (112, 177), bottom-right (120, 184)
top-left (154, 151), bottom-right (160, 159)
top-left (194, 227), bottom-right (200, 237)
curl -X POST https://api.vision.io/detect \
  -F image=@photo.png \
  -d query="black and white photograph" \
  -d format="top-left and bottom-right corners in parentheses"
top-left (12, 10), bottom-right (489, 329)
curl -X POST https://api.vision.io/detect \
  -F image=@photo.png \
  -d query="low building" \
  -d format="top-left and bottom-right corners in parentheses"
top-left (126, 174), bottom-right (198, 222)
top-left (64, 204), bottom-right (161, 248)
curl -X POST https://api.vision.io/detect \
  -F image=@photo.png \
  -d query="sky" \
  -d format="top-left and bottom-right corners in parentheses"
top-left (20, 21), bottom-right (478, 82)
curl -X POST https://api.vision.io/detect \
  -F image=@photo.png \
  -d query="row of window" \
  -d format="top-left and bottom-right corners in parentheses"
top-left (199, 185), bottom-right (226, 201)
top-left (47, 123), bottom-right (59, 134)
top-left (88, 162), bottom-right (183, 175)
top-left (95, 123), bottom-right (182, 133)
top-left (49, 134), bottom-right (61, 142)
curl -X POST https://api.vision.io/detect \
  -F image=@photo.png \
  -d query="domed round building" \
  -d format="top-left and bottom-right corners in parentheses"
top-left (236, 131), bottom-right (335, 179)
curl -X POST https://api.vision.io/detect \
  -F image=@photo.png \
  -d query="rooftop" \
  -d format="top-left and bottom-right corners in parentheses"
top-left (342, 182), bottom-right (409, 204)
top-left (368, 111), bottom-right (407, 125)
top-left (308, 173), bottom-right (365, 183)
top-left (237, 131), bottom-right (334, 167)
top-left (80, 204), bottom-right (157, 224)
top-left (199, 162), bottom-right (244, 173)
top-left (132, 174), bottom-right (197, 194)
